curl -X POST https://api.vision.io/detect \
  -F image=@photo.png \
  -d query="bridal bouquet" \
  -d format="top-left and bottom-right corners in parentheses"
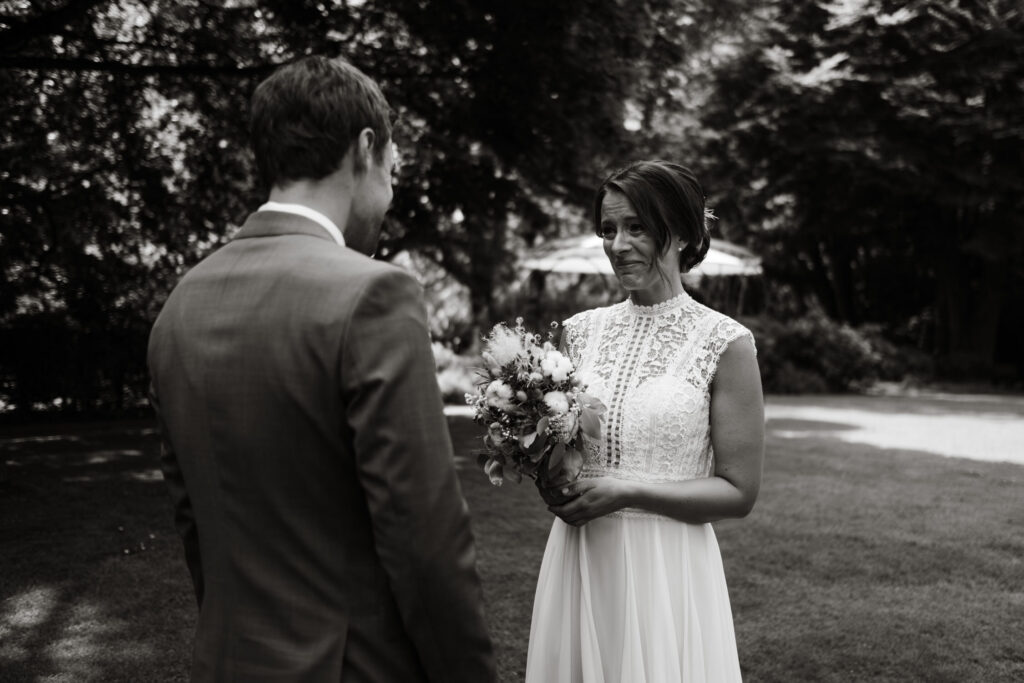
top-left (466, 319), bottom-right (605, 500)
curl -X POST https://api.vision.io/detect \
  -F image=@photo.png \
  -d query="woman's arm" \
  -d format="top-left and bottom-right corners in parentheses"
top-left (550, 336), bottom-right (764, 525)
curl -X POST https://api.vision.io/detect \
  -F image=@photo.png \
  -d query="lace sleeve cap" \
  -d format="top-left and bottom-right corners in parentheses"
top-left (707, 317), bottom-right (756, 381)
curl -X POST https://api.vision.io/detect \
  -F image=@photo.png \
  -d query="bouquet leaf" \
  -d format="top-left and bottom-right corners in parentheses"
top-left (562, 444), bottom-right (585, 480)
top-left (536, 416), bottom-right (550, 438)
top-left (527, 434), bottom-right (549, 460)
top-left (578, 393), bottom-right (606, 415)
top-left (580, 407), bottom-right (602, 440)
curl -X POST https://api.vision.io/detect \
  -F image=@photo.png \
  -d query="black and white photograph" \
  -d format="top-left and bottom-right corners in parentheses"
top-left (1, 1), bottom-right (1022, 681)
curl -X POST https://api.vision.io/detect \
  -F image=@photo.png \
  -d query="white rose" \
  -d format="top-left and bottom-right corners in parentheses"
top-left (488, 422), bottom-right (506, 444)
top-left (541, 350), bottom-right (573, 383)
top-left (552, 357), bottom-right (573, 383)
top-left (485, 380), bottom-right (515, 409)
top-left (543, 390), bottom-right (570, 415)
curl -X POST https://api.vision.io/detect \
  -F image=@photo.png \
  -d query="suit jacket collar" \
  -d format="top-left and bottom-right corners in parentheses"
top-left (233, 210), bottom-right (339, 244)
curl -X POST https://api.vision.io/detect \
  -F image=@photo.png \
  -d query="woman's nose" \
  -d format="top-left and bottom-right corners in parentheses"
top-left (611, 231), bottom-right (631, 254)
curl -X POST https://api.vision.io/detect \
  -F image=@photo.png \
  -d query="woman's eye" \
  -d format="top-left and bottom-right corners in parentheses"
top-left (600, 226), bottom-right (616, 239)
top-left (628, 223), bottom-right (645, 235)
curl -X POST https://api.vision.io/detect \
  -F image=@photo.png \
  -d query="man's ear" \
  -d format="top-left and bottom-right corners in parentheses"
top-left (356, 128), bottom-right (376, 171)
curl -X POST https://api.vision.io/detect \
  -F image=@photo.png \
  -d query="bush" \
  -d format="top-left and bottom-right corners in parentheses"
top-left (433, 343), bottom-right (482, 404)
top-left (0, 312), bottom-right (151, 415)
top-left (857, 324), bottom-right (934, 382)
top-left (743, 312), bottom-right (883, 393)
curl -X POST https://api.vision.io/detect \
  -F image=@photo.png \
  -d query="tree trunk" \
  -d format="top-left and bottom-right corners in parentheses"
top-left (966, 254), bottom-right (1009, 374)
top-left (808, 241), bottom-right (838, 318)
top-left (466, 279), bottom-right (496, 352)
top-left (933, 235), bottom-right (1008, 378)
top-left (825, 237), bottom-right (857, 324)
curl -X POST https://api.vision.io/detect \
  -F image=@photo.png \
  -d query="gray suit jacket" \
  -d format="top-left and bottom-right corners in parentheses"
top-left (148, 210), bottom-right (495, 682)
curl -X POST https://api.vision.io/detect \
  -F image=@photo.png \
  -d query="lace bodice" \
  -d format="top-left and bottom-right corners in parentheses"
top-left (563, 290), bottom-right (754, 491)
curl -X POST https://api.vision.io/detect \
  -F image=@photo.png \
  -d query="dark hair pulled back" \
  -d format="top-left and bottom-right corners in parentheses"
top-left (593, 160), bottom-right (712, 273)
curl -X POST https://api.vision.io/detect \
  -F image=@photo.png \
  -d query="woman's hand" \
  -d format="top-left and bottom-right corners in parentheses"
top-left (548, 477), bottom-right (635, 526)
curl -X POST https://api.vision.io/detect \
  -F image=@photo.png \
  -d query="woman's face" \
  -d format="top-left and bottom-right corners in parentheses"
top-left (599, 190), bottom-right (681, 297)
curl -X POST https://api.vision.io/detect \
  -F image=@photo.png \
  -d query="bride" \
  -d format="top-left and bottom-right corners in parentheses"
top-left (525, 161), bottom-right (765, 682)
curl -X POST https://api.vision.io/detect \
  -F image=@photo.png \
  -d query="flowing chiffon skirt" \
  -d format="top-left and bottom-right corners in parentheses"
top-left (525, 514), bottom-right (742, 683)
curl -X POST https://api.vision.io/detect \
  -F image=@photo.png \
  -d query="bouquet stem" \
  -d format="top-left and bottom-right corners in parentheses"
top-left (533, 447), bottom-right (577, 507)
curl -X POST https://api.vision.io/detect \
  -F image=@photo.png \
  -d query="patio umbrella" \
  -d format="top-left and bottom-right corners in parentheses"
top-left (519, 235), bottom-right (762, 278)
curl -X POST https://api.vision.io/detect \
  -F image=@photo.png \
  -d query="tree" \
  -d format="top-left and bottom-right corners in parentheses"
top-left (0, 0), bottom-right (671, 413)
top-left (697, 0), bottom-right (1024, 377)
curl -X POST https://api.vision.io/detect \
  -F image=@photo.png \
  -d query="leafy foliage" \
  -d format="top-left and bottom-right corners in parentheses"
top-left (2, 0), bottom-right (1021, 413)
top-left (0, 0), bottom-right (667, 413)
top-left (697, 0), bottom-right (1024, 378)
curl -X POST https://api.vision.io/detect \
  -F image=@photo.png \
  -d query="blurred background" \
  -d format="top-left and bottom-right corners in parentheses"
top-left (1, 0), bottom-right (1022, 414)
top-left (3, 4), bottom-right (1023, 681)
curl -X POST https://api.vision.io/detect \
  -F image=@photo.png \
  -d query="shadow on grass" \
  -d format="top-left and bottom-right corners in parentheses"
top-left (448, 415), bottom-right (552, 683)
top-left (0, 423), bottom-right (194, 683)
top-left (766, 417), bottom-right (858, 433)
top-left (2, 414), bottom-right (1022, 682)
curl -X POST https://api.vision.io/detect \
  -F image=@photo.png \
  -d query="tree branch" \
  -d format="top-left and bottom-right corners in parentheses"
top-left (0, 0), bottom-right (108, 53)
top-left (0, 55), bottom-right (278, 77)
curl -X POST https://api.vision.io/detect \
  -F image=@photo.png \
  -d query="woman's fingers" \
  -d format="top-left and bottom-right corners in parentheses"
top-left (561, 478), bottom-right (595, 498)
top-left (551, 498), bottom-right (591, 526)
top-left (548, 479), bottom-right (608, 525)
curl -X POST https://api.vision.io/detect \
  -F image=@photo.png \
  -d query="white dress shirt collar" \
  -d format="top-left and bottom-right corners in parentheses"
top-left (257, 201), bottom-right (346, 247)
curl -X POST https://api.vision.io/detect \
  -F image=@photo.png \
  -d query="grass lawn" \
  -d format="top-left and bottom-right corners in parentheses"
top-left (2, 395), bottom-right (1023, 682)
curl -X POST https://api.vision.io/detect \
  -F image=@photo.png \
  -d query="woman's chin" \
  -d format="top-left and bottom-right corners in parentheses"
top-left (616, 275), bottom-right (648, 290)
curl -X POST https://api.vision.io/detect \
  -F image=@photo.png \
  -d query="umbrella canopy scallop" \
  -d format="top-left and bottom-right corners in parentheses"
top-left (519, 235), bottom-right (762, 277)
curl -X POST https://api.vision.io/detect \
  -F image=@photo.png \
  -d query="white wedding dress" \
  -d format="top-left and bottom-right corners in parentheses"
top-left (525, 290), bottom-right (752, 683)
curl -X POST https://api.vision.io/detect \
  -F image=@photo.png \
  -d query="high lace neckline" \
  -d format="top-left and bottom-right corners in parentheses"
top-left (624, 289), bottom-right (693, 316)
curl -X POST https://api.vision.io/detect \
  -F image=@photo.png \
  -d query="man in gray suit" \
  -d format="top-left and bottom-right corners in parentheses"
top-left (148, 56), bottom-right (496, 682)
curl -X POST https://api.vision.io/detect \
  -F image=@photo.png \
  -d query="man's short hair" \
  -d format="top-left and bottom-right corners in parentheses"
top-left (250, 55), bottom-right (392, 189)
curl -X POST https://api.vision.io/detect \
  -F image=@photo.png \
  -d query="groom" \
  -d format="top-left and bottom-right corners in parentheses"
top-left (148, 56), bottom-right (496, 681)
